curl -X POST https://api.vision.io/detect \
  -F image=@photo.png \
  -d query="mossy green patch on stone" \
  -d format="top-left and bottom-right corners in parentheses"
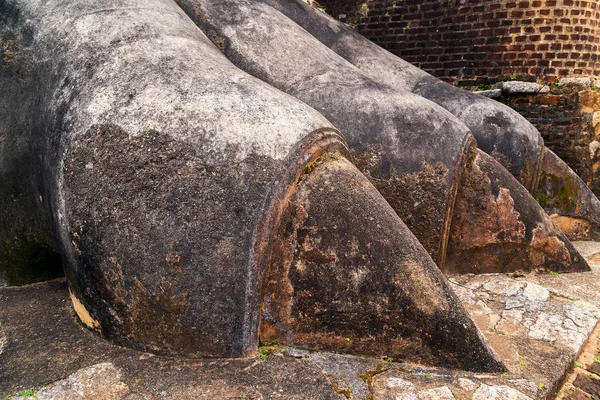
top-left (257, 343), bottom-right (281, 359)
top-left (300, 150), bottom-right (342, 180)
top-left (535, 191), bottom-right (550, 209)
top-left (536, 172), bottom-right (580, 212)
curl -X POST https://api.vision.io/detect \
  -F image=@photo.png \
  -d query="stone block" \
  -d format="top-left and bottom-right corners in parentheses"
top-left (472, 384), bottom-right (533, 400)
top-left (538, 95), bottom-right (561, 105)
top-left (477, 89), bottom-right (502, 99)
top-left (563, 388), bottom-right (592, 400)
top-left (502, 81), bottom-right (547, 94)
top-left (590, 141), bottom-right (600, 159)
top-left (573, 374), bottom-right (600, 396)
top-left (578, 90), bottom-right (600, 113)
top-left (587, 360), bottom-right (600, 376)
top-left (561, 77), bottom-right (592, 89)
top-left (593, 111), bottom-right (600, 127)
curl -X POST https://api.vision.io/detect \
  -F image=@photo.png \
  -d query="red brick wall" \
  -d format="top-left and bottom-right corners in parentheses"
top-left (330, 0), bottom-right (600, 84)
top-left (498, 84), bottom-right (594, 190)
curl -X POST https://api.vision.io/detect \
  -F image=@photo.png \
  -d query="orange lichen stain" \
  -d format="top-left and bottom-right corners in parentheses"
top-left (529, 224), bottom-right (570, 266)
top-left (166, 250), bottom-right (182, 274)
top-left (69, 289), bottom-right (101, 331)
top-left (550, 214), bottom-right (591, 240)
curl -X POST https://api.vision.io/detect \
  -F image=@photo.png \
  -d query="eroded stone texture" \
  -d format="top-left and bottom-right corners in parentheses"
top-left (458, 378), bottom-right (477, 392)
top-left (263, 0), bottom-right (600, 240)
top-left (502, 81), bottom-right (548, 95)
top-left (0, 0), bottom-right (508, 370)
top-left (450, 262), bottom-right (600, 399)
top-left (175, 0), bottom-right (472, 266)
top-left (0, 0), bottom-right (63, 286)
top-left (8, 261), bottom-right (600, 400)
top-left (446, 149), bottom-right (588, 274)
top-left (551, 215), bottom-right (592, 241)
top-left (177, 0), bottom-right (589, 275)
top-left (37, 363), bottom-right (130, 400)
top-left (4, 0), bottom-right (345, 358)
top-left (396, 386), bottom-right (456, 400)
top-left (472, 384), bottom-right (533, 400)
top-left (296, 351), bottom-right (374, 399)
top-left (0, 279), bottom-right (346, 399)
top-left (455, 274), bottom-right (600, 354)
top-left (537, 147), bottom-right (600, 240)
top-left (1, 0), bottom-right (595, 372)
top-left (260, 0), bottom-right (543, 190)
top-left (260, 157), bottom-right (504, 372)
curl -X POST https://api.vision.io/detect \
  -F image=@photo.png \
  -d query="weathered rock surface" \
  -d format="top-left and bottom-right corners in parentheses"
top-left (502, 81), bottom-right (549, 95)
top-left (3, 0), bottom-right (345, 358)
top-left (262, 0), bottom-right (541, 185)
top-left (37, 363), bottom-right (130, 400)
top-left (6, 241), bottom-right (600, 399)
top-left (176, 0), bottom-right (589, 275)
top-left (0, 0), bottom-right (596, 382)
top-left (0, 0), bottom-right (63, 286)
top-left (264, 0), bottom-right (600, 239)
top-left (472, 384), bottom-right (533, 400)
top-left (1, 0), bottom-right (505, 368)
top-left (175, 0), bottom-right (473, 266)
top-left (261, 157), bottom-right (503, 371)
top-left (536, 148), bottom-right (600, 239)
top-left (446, 149), bottom-right (587, 274)
top-left (560, 77), bottom-right (592, 89)
top-left (558, 315), bottom-right (600, 399)
top-left (476, 89), bottom-right (502, 99)
top-left (0, 279), bottom-right (345, 399)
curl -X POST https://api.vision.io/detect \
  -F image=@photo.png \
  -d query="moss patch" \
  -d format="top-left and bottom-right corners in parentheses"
top-left (536, 172), bottom-right (580, 212)
top-left (298, 150), bottom-right (342, 181)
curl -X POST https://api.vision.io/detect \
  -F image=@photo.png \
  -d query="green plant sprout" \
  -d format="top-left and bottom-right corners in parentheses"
top-left (519, 355), bottom-right (527, 370)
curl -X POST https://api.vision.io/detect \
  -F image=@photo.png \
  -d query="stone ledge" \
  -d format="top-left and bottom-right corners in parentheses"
top-left (502, 81), bottom-right (550, 94)
top-left (560, 78), bottom-right (592, 90)
top-left (3, 241), bottom-right (600, 399)
top-left (476, 89), bottom-right (502, 99)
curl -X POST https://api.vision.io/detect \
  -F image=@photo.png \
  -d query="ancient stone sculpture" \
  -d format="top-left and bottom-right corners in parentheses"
top-left (0, 0), bottom-right (596, 372)
top-left (176, 0), bottom-right (589, 274)
top-left (258, 0), bottom-right (600, 241)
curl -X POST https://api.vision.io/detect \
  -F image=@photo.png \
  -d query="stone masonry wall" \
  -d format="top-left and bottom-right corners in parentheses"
top-left (326, 0), bottom-right (600, 85)
top-left (470, 79), bottom-right (600, 196)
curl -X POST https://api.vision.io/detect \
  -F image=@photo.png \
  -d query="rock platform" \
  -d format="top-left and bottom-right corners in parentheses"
top-left (4, 241), bottom-right (600, 399)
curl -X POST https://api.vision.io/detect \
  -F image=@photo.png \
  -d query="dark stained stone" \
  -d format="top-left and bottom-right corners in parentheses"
top-left (574, 374), bottom-right (600, 398)
top-left (260, 157), bottom-right (504, 372)
top-left (564, 387), bottom-right (593, 400)
top-left (176, 0), bottom-right (589, 274)
top-left (261, 0), bottom-right (600, 240)
top-left (0, 279), bottom-right (345, 399)
top-left (587, 360), bottom-right (600, 376)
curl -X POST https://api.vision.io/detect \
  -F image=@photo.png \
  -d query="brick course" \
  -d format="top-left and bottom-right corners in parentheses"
top-left (322, 0), bottom-right (600, 84)
top-left (499, 84), bottom-right (594, 189)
